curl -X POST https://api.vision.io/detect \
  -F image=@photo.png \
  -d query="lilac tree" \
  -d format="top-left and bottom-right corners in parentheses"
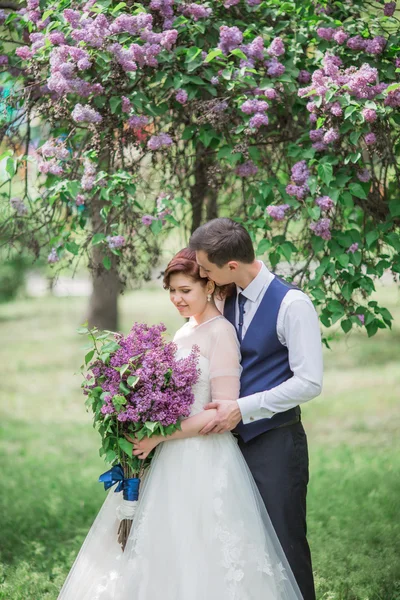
top-left (0, 0), bottom-right (399, 336)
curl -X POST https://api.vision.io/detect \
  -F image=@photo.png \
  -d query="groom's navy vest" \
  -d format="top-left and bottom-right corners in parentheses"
top-left (224, 276), bottom-right (300, 443)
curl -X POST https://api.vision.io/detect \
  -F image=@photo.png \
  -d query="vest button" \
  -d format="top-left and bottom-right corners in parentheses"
top-left (249, 417), bottom-right (254, 421)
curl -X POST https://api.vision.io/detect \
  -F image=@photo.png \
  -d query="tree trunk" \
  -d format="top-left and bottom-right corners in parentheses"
top-left (87, 194), bottom-right (121, 332)
top-left (206, 186), bottom-right (218, 221)
top-left (190, 147), bottom-right (209, 234)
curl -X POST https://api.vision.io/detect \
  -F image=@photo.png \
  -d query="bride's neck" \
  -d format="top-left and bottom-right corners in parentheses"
top-left (191, 304), bottom-right (221, 326)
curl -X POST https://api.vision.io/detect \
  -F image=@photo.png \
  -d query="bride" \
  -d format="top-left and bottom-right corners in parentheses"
top-left (57, 248), bottom-right (303, 600)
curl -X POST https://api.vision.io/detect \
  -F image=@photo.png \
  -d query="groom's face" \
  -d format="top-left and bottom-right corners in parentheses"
top-left (196, 250), bottom-right (235, 286)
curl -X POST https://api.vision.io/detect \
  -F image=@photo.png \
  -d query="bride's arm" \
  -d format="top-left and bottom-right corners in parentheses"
top-left (125, 409), bottom-right (218, 459)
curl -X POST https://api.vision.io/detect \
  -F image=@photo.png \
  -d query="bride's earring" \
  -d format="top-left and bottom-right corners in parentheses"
top-left (207, 294), bottom-right (212, 302)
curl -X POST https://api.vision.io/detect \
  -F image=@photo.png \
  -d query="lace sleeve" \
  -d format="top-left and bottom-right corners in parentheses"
top-left (209, 320), bottom-right (242, 402)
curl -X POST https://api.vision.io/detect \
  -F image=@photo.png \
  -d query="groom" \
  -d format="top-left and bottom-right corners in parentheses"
top-left (189, 217), bottom-right (323, 600)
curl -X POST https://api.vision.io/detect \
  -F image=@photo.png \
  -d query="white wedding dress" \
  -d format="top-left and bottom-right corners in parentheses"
top-left (58, 316), bottom-right (303, 600)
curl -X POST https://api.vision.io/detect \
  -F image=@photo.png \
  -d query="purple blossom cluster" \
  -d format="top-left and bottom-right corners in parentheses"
top-left (384, 2), bottom-right (396, 17)
top-left (39, 138), bottom-right (69, 160)
top-left (267, 204), bottom-right (290, 221)
top-left (310, 218), bottom-right (331, 240)
top-left (218, 26), bottom-right (243, 55)
top-left (315, 195), bottom-right (334, 211)
top-left (235, 161), bottom-right (259, 177)
top-left (84, 322), bottom-right (200, 427)
top-left (347, 242), bottom-right (359, 254)
top-left (240, 98), bottom-right (269, 129)
top-left (286, 160), bottom-right (310, 200)
top-left (128, 115), bottom-right (149, 129)
top-left (181, 4), bottom-right (212, 20)
top-left (48, 247), bottom-right (60, 263)
top-left (106, 235), bottom-right (125, 249)
top-left (317, 27), bottom-right (387, 55)
top-left (10, 197), bottom-right (28, 216)
top-left (142, 215), bottom-right (156, 226)
top-left (72, 103), bottom-right (102, 123)
top-left (357, 168), bottom-right (371, 182)
top-left (147, 133), bottom-right (173, 150)
top-left (175, 89), bottom-right (188, 104)
top-left (265, 57), bottom-right (286, 77)
top-left (81, 158), bottom-right (97, 191)
top-left (267, 37), bottom-right (285, 57)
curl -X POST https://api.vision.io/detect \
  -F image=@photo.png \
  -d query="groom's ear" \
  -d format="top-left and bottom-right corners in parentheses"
top-left (227, 261), bottom-right (239, 271)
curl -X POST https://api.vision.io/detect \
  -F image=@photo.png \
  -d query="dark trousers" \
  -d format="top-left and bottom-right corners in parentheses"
top-left (238, 421), bottom-right (315, 600)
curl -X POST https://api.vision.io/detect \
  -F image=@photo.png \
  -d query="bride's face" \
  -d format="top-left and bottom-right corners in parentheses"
top-left (169, 273), bottom-right (209, 318)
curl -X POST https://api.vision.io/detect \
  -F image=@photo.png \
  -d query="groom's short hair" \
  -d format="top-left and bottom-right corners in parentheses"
top-left (189, 218), bottom-right (255, 267)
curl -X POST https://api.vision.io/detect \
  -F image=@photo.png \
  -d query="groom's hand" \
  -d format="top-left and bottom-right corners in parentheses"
top-left (199, 401), bottom-right (242, 435)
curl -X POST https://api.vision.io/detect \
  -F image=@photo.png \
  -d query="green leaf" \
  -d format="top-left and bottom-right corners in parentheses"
top-left (182, 125), bottom-right (196, 140)
top-left (230, 48), bottom-right (248, 60)
top-left (85, 349), bottom-right (95, 365)
top-left (337, 253), bottom-right (349, 268)
top-left (341, 319), bottom-right (352, 333)
top-left (118, 437), bottom-right (133, 457)
top-left (127, 375), bottom-right (139, 388)
top-left (344, 105), bottom-right (358, 119)
top-left (6, 157), bottom-right (16, 178)
top-left (185, 47), bottom-right (202, 62)
top-left (119, 381), bottom-right (130, 394)
top-left (327, 300), bottom-right (345, 316)
top-left (318, 162), bottom-right (333, 186)
top-left (145, 421), bottom-right (158, 434)
top-left (65, 241), bottom-right (79, 255)
top-left (119, 364), bottom-right (130, 377)
top-left (349, 183), bottom-right (367, 199)
top-left (385, 82), bottom-right (400, 93)
top-left (103, 256), bottom-right (111, 270)
top-left (92, 233), bottom-right (106, 245)
top-left (204, 49), bottom-right (223, 63)
top-left (388, 200), bottom-right (400, 217)
top-left (366, 230), bottom-right (379, 247)
top-left (150, 219), bottom-right (163, 235)
top-left (257, 239), bottom-right (272, 255)
top-left (110, 96), bottom-right (121, 114)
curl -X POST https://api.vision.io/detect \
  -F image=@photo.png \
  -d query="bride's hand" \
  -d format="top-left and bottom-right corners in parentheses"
top-left (126, 434), bottom-right (160, 460)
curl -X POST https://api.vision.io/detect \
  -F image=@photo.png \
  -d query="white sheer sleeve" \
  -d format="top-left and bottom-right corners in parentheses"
top-left (208, 320), bottom-right (242, 402)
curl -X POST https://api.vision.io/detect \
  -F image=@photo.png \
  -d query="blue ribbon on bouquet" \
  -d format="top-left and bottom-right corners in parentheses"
top-left (98, 464), bottom-right (140, 501)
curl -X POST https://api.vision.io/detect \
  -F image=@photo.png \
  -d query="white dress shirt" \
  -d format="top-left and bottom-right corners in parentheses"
top-left (232, 261), bottom-right (323, 424)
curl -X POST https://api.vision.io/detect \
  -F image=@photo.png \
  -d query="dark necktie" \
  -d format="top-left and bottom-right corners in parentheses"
top-left (237, 293), bottom-right (247, 342)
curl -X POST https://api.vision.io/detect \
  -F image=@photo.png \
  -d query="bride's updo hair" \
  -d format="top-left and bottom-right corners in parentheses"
top-left (163, 248), bottom-right (206, 290)
top-left (163, 247), bottom-right (234, 300)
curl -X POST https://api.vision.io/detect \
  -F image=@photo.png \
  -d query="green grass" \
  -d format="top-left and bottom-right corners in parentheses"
top-left (0, 284), bottom-right (399, 600)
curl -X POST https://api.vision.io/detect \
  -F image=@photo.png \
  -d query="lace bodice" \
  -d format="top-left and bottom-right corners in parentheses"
top-left (173, 316), bottom-right (242, 416)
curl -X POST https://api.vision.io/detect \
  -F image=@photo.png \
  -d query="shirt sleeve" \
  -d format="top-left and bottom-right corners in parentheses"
top-left (237, 297), bottom-right (323, 423)
top-left (209, 321), bottom-right (242, 402)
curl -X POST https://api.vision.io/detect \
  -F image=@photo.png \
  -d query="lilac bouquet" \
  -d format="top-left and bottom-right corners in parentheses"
top-left (80, 321), bottom-right (199, 549)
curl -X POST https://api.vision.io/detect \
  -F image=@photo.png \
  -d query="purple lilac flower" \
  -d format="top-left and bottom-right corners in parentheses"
top-left (0, 55), bottom-right (8, 66)
top-left (265, 58), bottom-right (285, 77)
top-left (333, 30), bottom-right (349, 45)
top-left (240, 99), bottom-right (269, 114)
top-left (106, 235), bottom-right (125, 249)
top-left (244, 36), bottom-right (264, 61)
top-left (309, 128), bottom-right (325, 142)
top-left (181, 4), bottom-right (212, 20)
top-left (357, 168), bottom-right (371, 182)
top-left (0, 10), bottom-right (6, 24)
top-left (63, 9), bottom-right (81, 28)
top-left (249, 113), bottom-right (269, 128)
top-left (365, 132), bottom-right (376, 145)
top-left (310, 218), bottom-right (331, 240)
top-left (142, 215), bottom-right (156, 226)
top-left (267, 204), bottom-right (290, 221)
top-left (323, 128), bottom-right (339, 144)
top-left (385, 88), bottom-right (400, 107)
top-left (76, 194), bottom-right (85, 206)
top-left (81, 158), bottom-right (96, 191)
top-left (309, 114), bottom-right (318, 124)
top-left (316, 195), bottom-right (334, 211)
top-left (312, 141), bottom-right (328, 151)
top-left (384, 2), bottom-right (396, 16)
top-left (147, 134), bottom-right (173, 150)
top-left (16, 47), bottom-right (34, 60)
top-left (72, 104), bottom-right (102, 124)
top-left (235, 161), bottom-right (258, 178)
top-left (85, 322), bottom-right (200, 427)
top-left (365, 36), bottom-right (387, 55)
top-left (128, 115), bottom-right (149, 128)
top-left (224, 0), bottom-right (240, 7)
top-left (362, 108), bottom-right (377, 122)
top-left (357, 314), bottom-right (365, 325)
top-left (48, 31), bottom-right (65, 45)
top-left (317, 27), bottom-right (335, 41)
top-left (330, 102), bottom-right (343, 117)
top-left (39, 139), bottom-right (69, 160)
top-left (285, 184), bottom-right (309, 200)
top-left (347, 35), bottom-right (367, 51)
top-left (291, 160), bottom-right (310, 185)
top-left (175, 89), bottom-right (188, 104)
top-left (122, 96), bottom-right (132, 113)
top-left (10, 197), bottom-right (28, 216)
top-left (211, 76), bottom-right (219, 85)
top-left (347, 242), bottom-right (359, 254)
top-left (48, 248), bottom-right (60, 264)
top-left (298, 70), bottom-right (311, 84)
top-left (110, 13), bottom-right (153, 35)
top-left (267, 37), bottom-right (285, 57)
top-left (38, 159), bottom-right (64, 176)
top-left (218, 26), bottom-right (243, 55)
top-left (264, 88), bottom-right (277, 100)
